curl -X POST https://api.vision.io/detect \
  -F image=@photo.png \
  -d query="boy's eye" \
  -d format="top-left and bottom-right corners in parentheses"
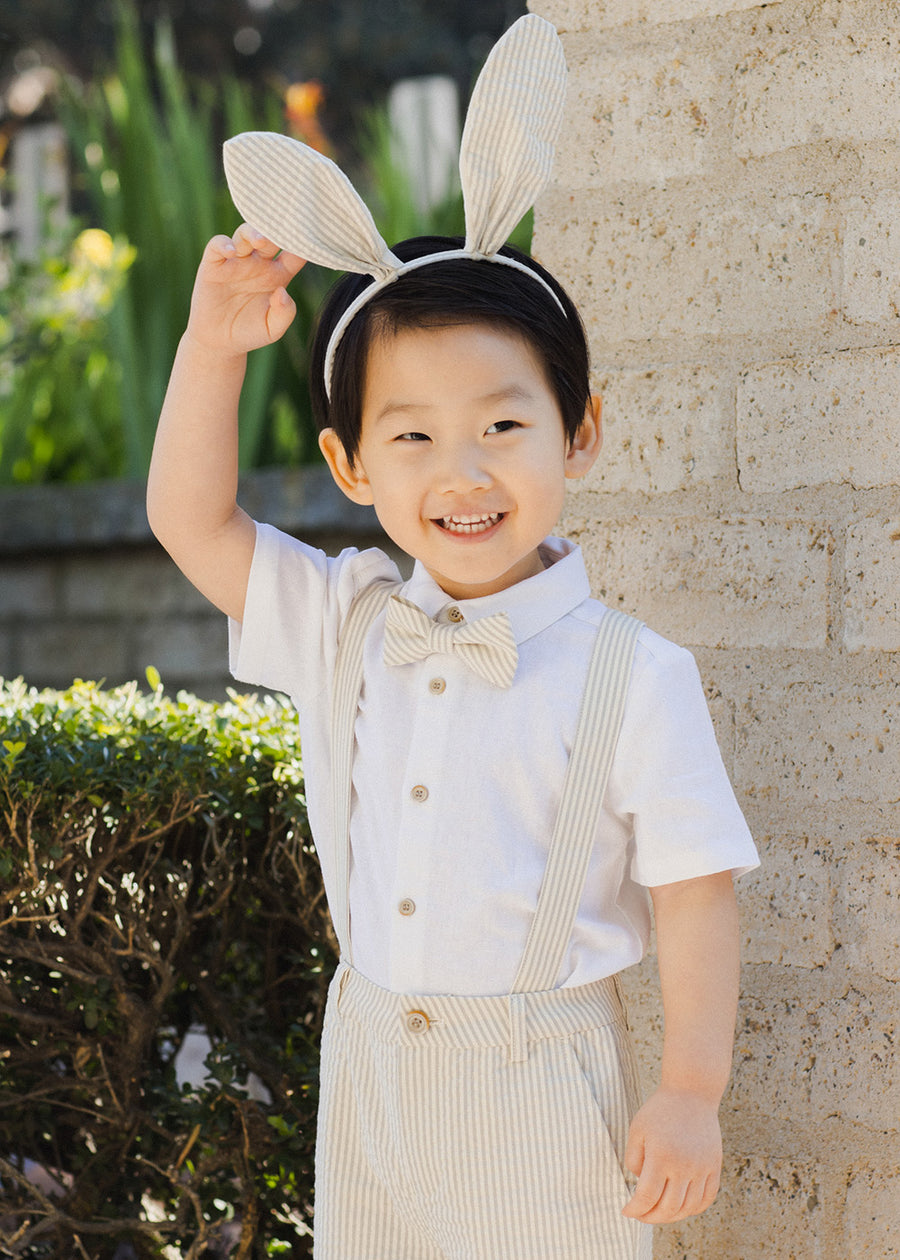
top-left (486, 419), bottom-right (521, 434)
top-left (395, 431), bottom-right (430, 442)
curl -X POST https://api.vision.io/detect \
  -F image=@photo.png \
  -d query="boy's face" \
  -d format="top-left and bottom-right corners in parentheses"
top-left (319, 322), bottom-right (601, 601)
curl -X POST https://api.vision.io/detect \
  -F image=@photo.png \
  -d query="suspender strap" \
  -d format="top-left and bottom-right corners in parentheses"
top-left (511, 609), bottom-right (642, 994)
top-left (330, 579), bottom-right (399, 963)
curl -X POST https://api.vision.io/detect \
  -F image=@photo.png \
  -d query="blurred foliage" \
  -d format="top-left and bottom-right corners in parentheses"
top-left (0, 0), bottom-right (531, 486)
top-left (0, 1), bottom-right (527, 158)
top-left (0, 673), bottom-right (335, 1257)
top-left (0, 227), bottom-right (135, 483)
top-left (57, 0), bottom-right (320, 481)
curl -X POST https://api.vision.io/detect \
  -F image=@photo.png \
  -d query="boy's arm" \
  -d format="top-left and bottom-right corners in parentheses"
top-left (146, 225), bottom-right (305, 621)
top-left (622, 870), bottom-right (740, 1224)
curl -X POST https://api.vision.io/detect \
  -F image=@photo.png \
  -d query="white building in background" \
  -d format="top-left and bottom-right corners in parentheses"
top-left (388, 75), bottom-right (459, 214)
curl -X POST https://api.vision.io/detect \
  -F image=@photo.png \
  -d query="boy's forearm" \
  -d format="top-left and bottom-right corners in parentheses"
top-left (147, 332), bottom-right (247, 550)
top-left (651, 871), bottom-right (741, 1103)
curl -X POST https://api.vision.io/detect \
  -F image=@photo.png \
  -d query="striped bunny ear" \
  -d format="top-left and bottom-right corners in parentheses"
top-left (460, 14), bottom-right (568, 257)
top-left (222, 13), bottom-right (569, 396)
top-left (223, 131), bottom-right (401, 278)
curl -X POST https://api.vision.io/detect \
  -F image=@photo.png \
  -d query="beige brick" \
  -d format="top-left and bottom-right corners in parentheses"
top-left (843, 1166), bottom-right (900, 1256)
top-left (814, 986), bottom-right (900, 1132)
top-left (655, 1154), bottom-right (829, 1260)
top-left (843, 516), bottom-right (900, 651)
top-left (561, 46), bottom-right (721, 185)
top-left (737, 350), bottom-right (900, 493)
top-left (566, 515), bottom-right (830, 648)
top-left (569, 365), bottom-right (733, 494)
top-left (834, 837), bottom-right (900, 983)
top-left (541, 189), bottom-right (838, 344)
top-left (735, 680), bottom-right (900, 806)
top-left (843, 192), bottom-right (900, 326)
top-left (734, 986), bottom-right (900, 1131)
top-left (534, 0), bottom-right (761, 29)
top-left (734, 35), bottom-right (900, 159)
top-left (738, 836), bottom-right (834, 970)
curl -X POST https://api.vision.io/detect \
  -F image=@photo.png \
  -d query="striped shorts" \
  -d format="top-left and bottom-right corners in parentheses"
top-left (313, 962), bottom-right (653, 1259)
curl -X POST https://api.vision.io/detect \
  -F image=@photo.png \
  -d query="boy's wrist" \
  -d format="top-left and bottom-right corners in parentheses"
top-left (658, 1067), bottom-right (729, 1109)
top-left (180, 327), bottom-right (248, 368)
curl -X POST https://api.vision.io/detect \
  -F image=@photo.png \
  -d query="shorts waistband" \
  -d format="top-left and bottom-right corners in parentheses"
top-left (329, 961), bottom-right (626, 1062)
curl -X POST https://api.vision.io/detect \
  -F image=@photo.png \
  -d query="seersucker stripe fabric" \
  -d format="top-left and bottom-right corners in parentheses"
top-left (513, 608), bottom-right (642, 994)
top-left (222, 14), bottom-right (570, 397)
top-left (330, 577), bottom-right (399, 963)
top-left (316, 586), bottom-right (651, 1258)
top-left (459, 10), bottom-right (567, 257)
top-left (383, 595), bottom-right (518, 688)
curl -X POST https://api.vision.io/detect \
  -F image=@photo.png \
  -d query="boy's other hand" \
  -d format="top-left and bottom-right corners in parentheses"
top-left (186, 224), bottom-right (306, 358)
top-left (621, 1086), bottom-right (723, 1224)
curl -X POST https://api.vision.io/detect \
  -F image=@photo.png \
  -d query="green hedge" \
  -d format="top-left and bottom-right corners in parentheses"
top-left (0, 675), bottom-right (335, 1258)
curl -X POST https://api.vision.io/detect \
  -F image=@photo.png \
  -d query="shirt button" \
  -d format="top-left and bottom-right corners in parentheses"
top-left (398, 898), bottom-right (416, 916)
top-left (406, 1010), bottom-right (430, 1034)
top-left (447, 606), bottom-right (465, 623)
top-left (410, 784), bottom-right (429, 803)
top-left (429, 677), bottom-right (446, 695)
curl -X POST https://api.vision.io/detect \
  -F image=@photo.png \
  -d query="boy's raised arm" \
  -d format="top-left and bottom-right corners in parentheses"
top-left (146, 225), bottom-right (305, 622)
top-left (622, 870), bottom-right (741, 1224)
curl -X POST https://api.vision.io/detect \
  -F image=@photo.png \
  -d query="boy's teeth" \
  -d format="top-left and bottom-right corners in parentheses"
top-left (441, 513), bottom-right (501, 533)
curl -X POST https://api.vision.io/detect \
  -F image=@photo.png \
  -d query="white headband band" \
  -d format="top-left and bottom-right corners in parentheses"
top-left (222, 14), bottom-right (568, 398)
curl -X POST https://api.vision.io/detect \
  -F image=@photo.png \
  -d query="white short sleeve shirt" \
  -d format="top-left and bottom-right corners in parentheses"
top-left (230, 523), bottom-right (758, 996)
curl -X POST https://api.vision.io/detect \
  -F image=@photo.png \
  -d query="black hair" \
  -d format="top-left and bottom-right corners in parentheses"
top-left (308, 235), bottom-right (591, 467)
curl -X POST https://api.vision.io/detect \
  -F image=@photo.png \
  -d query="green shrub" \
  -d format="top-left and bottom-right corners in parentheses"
top-left (0, 675), bottom-right (334, 1258)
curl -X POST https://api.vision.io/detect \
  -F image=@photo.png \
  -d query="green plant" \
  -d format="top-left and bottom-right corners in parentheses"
top-left (59, 1), bottom-right (315, 479)
top-left (0, 228), bottom-right (136, 484)
top-left (0, 674), bottom-right (334, 1257)
top-left (0, 0), bottom-right (533, 489)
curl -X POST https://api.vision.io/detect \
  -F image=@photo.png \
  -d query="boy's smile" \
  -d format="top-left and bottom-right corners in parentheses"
top-left (320, 322), bottom-right (602, 601)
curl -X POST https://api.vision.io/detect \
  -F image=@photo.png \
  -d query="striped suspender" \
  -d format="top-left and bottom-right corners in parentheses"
top-left (512, 608), bottom-right (642, 994)
top-left (330, 579), bottom-right (400, 964)
top-left (330, 587), bottom-right (642, 989)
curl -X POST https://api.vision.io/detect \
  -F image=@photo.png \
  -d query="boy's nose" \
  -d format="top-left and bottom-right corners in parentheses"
top-left (435, 445), bottom-right (492, 494)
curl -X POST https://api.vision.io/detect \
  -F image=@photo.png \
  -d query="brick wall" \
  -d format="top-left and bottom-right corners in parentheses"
top-left (0, 469), bottom-right (394, 698)
top-left (533, 0), bottom-right (900, 1254)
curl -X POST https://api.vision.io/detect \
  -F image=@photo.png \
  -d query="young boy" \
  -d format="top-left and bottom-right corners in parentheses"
top-left (147, 221), bottom-right (758, 1259)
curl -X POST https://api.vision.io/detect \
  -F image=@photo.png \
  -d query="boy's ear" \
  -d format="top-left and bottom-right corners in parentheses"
top-left (564, 394), bottom-right (603, 480)
top-left (318, 428), bottom-right (374, 505)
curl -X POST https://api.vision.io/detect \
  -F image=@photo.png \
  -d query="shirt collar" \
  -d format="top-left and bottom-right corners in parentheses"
top-left (401, 537), bottom-right (590, 645)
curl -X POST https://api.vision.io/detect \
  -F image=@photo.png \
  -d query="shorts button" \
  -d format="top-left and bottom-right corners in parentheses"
top-left (406, 1010), bottom-right (430, 1034)
top-left (410, 784), bottom-right (429, 802)
top-left (429, 677), bottom-right (446, 695)
top-left (398, 898), bottom-right (416, 916)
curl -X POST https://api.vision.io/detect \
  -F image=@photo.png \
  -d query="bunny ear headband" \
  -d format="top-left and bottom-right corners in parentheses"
top-left (223, 13), bottom-right (568, 398)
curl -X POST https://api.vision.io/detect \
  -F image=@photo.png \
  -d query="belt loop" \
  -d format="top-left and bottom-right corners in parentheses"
top-left (508, 993), bottom-right (528, 1063)
top-left (337, 963), bottom-right (351, 1012)
top-left (612, 972), bottom-right (629, 1031)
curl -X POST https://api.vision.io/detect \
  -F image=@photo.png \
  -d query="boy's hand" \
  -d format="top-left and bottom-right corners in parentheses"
top-left (186, 224), bottom-right (306, 357)
top-left (621, 1086), bottom-right (722, 1224)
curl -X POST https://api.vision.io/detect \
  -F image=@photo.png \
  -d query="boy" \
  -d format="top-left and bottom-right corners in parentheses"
top-left (147, 223), bottom-right (757, 1259)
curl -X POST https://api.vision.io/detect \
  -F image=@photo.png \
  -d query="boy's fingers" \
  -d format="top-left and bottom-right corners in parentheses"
top-left (622, 1166), bottom-right (666, 1220)
top-left (277, 249), bottom-right (307, 281)
top-left (203, 233), bottom-right (237, 263)
top-left (265, 287), bottom-right (297, 340)
top-left (233, 222), bottom-right (282, 258)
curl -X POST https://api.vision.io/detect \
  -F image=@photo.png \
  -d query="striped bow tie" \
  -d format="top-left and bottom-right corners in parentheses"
top-left (383, 596), bottom-right (518, 688)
